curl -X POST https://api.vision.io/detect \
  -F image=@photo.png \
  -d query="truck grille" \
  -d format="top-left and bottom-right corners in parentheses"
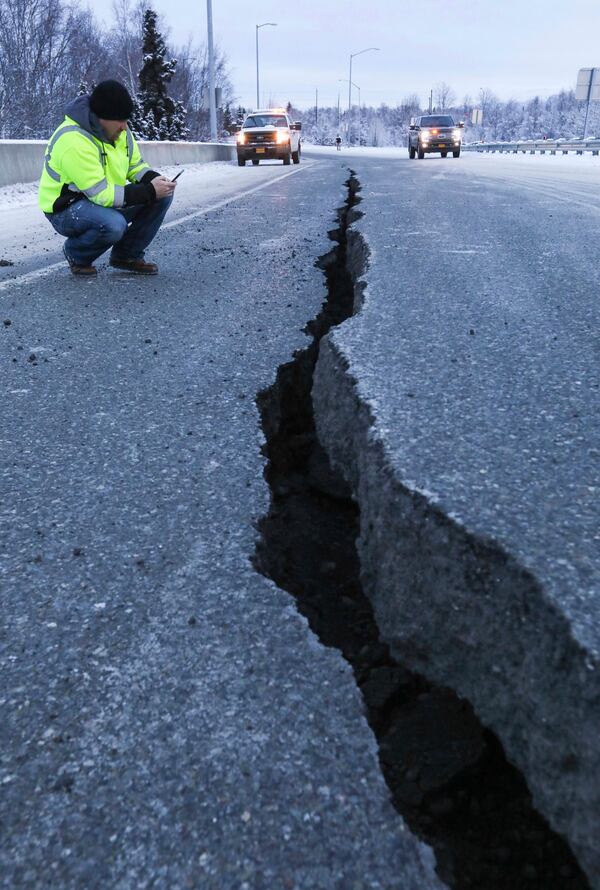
top-left (250, 132), bottom-right (278, 144)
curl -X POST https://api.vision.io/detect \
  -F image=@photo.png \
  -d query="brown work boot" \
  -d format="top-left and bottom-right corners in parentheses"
top-left (63, 246), bottom-right (97, 277)
top-left (110, 257), bottom-right (158, 275)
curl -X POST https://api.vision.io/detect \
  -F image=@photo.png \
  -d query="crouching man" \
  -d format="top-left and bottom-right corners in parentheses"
top-left (38, 80), bottom-right (176, 276)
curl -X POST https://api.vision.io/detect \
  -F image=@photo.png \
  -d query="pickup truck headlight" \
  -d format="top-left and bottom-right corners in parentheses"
top-left (277, 129), bottom-right (290, 144)
top-left (420, 130), bottom-right (430, 141)
top-left (237, 132), bottom-right (246, 144)
top-left (453, 129), bottom-right (461, 140)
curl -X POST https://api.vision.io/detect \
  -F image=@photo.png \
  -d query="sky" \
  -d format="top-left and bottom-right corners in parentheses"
top-left (92, 0), bottom-right (600, 110)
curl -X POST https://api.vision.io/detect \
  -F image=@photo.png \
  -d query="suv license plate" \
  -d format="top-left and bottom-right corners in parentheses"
top-left (256, 148), bottom-right (266, 154)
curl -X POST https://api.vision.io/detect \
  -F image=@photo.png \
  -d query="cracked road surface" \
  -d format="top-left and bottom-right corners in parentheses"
top-left (0, 160), bottom-right (442, 889)
top-left (309, 148), bottom-right (600, 887)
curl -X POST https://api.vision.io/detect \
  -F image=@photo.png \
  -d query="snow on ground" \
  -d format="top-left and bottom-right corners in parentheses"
top-left (305, 141), bottom-right (600, 168)
top-left (305, 143), bottom-right (600, 204)
top-left (0, 161), bottom-right (248, 210)
top-left (463, 148), bottom-right (600, 169)
top-left (305, 144), bottom-right (409, 161)
top-left (458, 149), bottom-right (600, 203)
top-left (0, 180), bottom-right (40, 208)
top-left (3, 147), bottom-right (600, 280)
top-left (0, 160), bottom-right (302, 278)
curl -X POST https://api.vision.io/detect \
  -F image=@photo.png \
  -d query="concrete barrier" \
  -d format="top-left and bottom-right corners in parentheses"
top-left (0, 140), bottom-right (47, 188)
top-left (0, 139), bottom-right (236, 188)
top-left (140, 141), bottom-right (235, 168)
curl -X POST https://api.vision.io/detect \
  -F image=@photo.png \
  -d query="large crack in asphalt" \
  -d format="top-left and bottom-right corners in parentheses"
top-left (252, 172), bottom-right (589, 890)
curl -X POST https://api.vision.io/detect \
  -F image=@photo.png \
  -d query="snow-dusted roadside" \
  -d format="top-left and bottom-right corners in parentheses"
top-left (0, 180), bottom-right (39, 208)
top-left (4, 147), bottom-right (600, 281)
top-left (0, 162), bottom-right (211, 209)
top-left (305, 141), bottom-right (600, 166)
top-left (0, 160), bottom-right (303, 278)
top-left (304, 144), bottom-right (600, 215)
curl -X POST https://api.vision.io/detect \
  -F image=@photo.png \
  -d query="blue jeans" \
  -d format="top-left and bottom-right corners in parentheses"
top-left (46, 195), bottom-right (173, 266)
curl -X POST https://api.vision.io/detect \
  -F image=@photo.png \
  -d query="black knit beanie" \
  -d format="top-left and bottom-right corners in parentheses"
top-left (90, 80), bottom-right (134, 121)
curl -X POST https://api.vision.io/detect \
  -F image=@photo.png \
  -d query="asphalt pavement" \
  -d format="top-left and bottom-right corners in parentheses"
top-left (4, 146), bottom-right (599, 888)
top-left (0, 160), bottom-right (443, 889)
top-left (309, 148), bottom-right (600, 886)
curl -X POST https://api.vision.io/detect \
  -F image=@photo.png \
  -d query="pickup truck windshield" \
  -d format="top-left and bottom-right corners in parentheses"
top-left (420, 116), bottom-right (455, 127)
top-left (244, 116), bottom-right (288, 128)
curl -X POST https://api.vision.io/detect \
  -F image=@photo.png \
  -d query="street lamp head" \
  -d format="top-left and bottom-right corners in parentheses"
top-left (351, 46), bottom-right (380, 60)
top-left (257, 22), bottom-right (277, 28)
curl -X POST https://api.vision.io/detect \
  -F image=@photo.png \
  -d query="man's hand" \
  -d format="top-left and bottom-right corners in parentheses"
top-left (151, 176), bottom-right (177, 199)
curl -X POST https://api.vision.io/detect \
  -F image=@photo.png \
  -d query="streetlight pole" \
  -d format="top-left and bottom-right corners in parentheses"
top-left (584, 69), bottom-right (596, 139)
top-left (256, 22), bottom-right (277, 109)
top-left (340, 78), bottom-right (360, 142)
top-left (207, 0), bottom-right (217, 141)
top-left (347, 47), bottom-right (379, 145)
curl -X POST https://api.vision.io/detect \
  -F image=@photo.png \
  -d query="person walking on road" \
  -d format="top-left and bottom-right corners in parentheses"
top-left (335, 134), bottom-right (342, 151)
top-left (38, 80), bottom-right (176, 276)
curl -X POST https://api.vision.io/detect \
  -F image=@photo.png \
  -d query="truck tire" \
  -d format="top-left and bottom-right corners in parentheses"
top-left (441, 151), bottom-right (447, 158)
top-left (292, 145), bottom-right (301, 164)
top-left (409, 145), bottom-right (416, 159)
top-left (283, 149), bottom-right (291, 165)
top-left (238, 157), bottom-right (246, 166)
top-left (252, 159), bottom-right (260, 166)
top-left (453, 148), bottom-right (461, 158)
top-left (417, 146), bottom-right (425, 159)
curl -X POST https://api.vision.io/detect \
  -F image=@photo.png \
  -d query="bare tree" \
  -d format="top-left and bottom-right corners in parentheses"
top-left (169, 38), bottom-right (235, 139)
top-left (478, 87), bottom-right (496, 117)
top-left (103, 0), bottom-right (149, 94)
top-left (486, 95), bottom-right (503, 139)
top-left (433, 81), bottom-right (456, 111)
top-left (400, 93), bottom-right (421, 119)
top-left (0, 0), bottom-right (106, 137)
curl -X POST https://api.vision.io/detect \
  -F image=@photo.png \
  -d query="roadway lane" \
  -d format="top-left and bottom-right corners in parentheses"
top-left (0, 161), bottom-right (323, 290)
top-left (0, 160), bottom-right (443, 889)
top-left (309, 148), bottom-right (600, 886)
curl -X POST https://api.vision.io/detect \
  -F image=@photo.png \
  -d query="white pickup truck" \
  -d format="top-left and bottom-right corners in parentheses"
top-left (236, 110), bottom-right (302, 166)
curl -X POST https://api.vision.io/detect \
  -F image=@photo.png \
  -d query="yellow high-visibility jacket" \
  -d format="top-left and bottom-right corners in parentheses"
top-left (39, 96), bottom-right (157, 214)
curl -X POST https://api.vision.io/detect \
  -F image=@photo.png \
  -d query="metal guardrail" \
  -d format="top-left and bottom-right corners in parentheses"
top-left (463, 139), bottom-right (600, 156)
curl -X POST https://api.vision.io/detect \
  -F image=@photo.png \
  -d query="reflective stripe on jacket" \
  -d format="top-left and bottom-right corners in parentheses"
top-left (38, 117), bottom-right (152, 214)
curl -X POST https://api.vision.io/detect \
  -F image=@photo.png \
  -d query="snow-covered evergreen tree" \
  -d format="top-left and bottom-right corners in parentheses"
top-left (222, 103), bottom-right (236, 135)
top-left (77, 79), bottom-right (96, 97)
top-left (525, 95), bottom-right (542, 139)
top-left (133, 8), bottom-right (188, 141)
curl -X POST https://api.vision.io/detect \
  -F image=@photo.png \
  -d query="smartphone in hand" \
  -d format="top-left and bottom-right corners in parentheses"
top-left (171, 169), bottom-right (185, 182)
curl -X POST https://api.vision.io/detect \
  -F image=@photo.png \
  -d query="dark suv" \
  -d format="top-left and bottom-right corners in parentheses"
top-left (408, 115), bottom-right (464, 159)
